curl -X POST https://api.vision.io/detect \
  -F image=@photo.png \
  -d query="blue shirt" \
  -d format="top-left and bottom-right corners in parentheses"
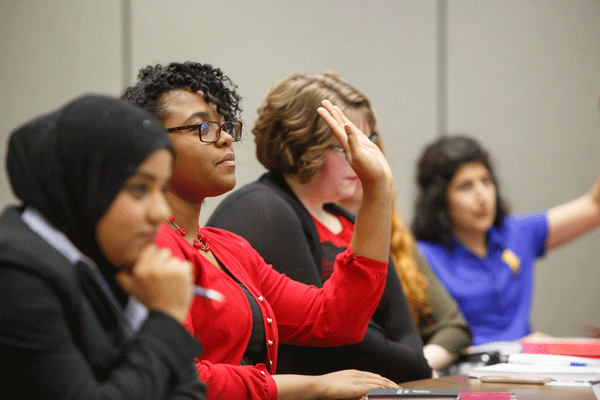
top-left (418, 212), bottom-right (548, 346)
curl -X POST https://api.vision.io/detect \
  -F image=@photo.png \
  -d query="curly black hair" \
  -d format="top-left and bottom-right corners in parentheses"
top-left (121, 61), bottom-right (242, 122)
top-left (411, 135), bottom-right (510, 247)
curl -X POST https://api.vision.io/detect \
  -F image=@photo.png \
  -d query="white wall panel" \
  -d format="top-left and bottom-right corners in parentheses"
top-left (0, 0), bottom-right (123, 208)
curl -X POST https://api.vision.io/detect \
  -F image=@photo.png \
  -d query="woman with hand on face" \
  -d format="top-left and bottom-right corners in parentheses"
top-left (0, 95), bottom-right (205, 399)
top-left (412, 135), bottom-right (600, 347)
top-left (207, 72), bottom-right (434, 382)
top-left (123, 62), bottom-right (398, 400)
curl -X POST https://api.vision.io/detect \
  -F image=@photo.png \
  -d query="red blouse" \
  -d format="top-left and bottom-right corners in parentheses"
top-left (155, 224), bottom-right (387, 400)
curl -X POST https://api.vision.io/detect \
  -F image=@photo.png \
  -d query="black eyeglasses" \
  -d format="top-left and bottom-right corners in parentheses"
top-left (166, 120), bottom-right (243, 143)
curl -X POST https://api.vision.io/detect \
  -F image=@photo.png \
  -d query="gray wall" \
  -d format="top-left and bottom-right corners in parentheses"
top-left (1, 0), bottom-right (599, 338)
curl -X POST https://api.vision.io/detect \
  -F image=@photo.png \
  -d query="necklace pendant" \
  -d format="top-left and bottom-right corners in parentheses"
top-left (192, 239), bottom-right (210, 251)
top-left (198, 231), bottom-right (207, 245)
top-left (168, 215), bottom-right (210, 252)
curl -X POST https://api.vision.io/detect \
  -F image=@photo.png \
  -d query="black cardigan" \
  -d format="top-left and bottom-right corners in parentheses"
top-left (0, 207), bottom-right (206, 399)
top-left (207, 172), bottom-right (432, 383)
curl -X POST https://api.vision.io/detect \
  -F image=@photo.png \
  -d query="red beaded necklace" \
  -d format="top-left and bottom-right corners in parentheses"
top-left (167, 215), bottom-right (209, 251)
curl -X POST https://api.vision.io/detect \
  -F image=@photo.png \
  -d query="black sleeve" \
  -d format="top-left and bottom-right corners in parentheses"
top-left (208, 187), bottom-right (432, 383)
top-left (0, 265), bottom-right (206, 400)
top-left (169, 363), bottom-right (208, 400)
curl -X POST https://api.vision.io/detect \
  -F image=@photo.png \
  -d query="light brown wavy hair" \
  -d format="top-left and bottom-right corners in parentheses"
top-left (253, 72), bottom-right (376, 183)
top-left (254, 72), bottom-right (432, 328)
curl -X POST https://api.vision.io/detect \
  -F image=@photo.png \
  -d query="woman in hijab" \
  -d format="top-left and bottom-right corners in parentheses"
top-left (0, 94), bottom-right (206, 399)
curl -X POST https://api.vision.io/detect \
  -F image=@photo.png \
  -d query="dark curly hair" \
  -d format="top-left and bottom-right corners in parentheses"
top-left (121, 61), bottom-right (242, 122)
top-left (253, 72), bottom-right (376, 183)
top-left (411, 135), bottom-right (510, 246)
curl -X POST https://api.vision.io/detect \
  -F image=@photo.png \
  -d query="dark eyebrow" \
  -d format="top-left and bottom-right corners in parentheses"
top-left (183, 111), bottom-right (212, 125)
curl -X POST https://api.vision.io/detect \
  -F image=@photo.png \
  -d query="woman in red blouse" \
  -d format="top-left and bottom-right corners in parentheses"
top-left (123, 62), bottom-right (398, 400)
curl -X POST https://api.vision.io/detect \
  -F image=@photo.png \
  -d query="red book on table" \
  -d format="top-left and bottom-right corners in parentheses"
top-left (459, 393), bottom-right (514, 400)
top-left (521, 338), bottom-right (600, 358)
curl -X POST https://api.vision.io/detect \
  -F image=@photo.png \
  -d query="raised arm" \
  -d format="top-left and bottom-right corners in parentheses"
top-left (545, 173), bottom-right (600, 251)
top-left (317, 100), bottom-right (394, 262)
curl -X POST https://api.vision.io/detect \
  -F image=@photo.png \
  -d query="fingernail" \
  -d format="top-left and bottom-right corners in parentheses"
top-left (345, 125), bottom-right (352, 134)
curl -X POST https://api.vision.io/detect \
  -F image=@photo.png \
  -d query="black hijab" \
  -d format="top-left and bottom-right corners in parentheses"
top-left (6, 94), bottom-right (172, 273)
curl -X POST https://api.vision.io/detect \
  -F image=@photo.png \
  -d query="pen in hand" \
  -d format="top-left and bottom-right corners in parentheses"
top-left (194, 286), bottom-right (224, 302)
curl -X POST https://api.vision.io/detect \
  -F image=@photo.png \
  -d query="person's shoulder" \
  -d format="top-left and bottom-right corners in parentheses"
top-left (0, 206), bottom-right (28, 236)
top-left (493, 212), bottom-right (548, 252)
top-left (220, 177), bottom-right (289, 206)
top-left (224, 178), bottom-right (271, 197)
top-left (208, 177), bottom-right (302, 229)
top-left (417, 239), bottom-right (454, 268)
top-left (200, 227), bottom-right (262, 263)
top-left (0, 206), bottom-right (74, 281)
top-left (202, 226), bottom-right (250, 243)
top-left (506, 210), bottom-right (547, 223)
top-left (417, 239), bottom-right (448, 253)
top-left (498, 211), bottom-right (547, 232)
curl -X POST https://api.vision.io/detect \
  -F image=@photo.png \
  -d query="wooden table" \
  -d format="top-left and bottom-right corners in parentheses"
top-left (401, 375), bottom-right (595, 400)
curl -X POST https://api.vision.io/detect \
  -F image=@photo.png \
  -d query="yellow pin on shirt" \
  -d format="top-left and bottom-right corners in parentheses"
top-left (502, 249), bottom-right (521, 274)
